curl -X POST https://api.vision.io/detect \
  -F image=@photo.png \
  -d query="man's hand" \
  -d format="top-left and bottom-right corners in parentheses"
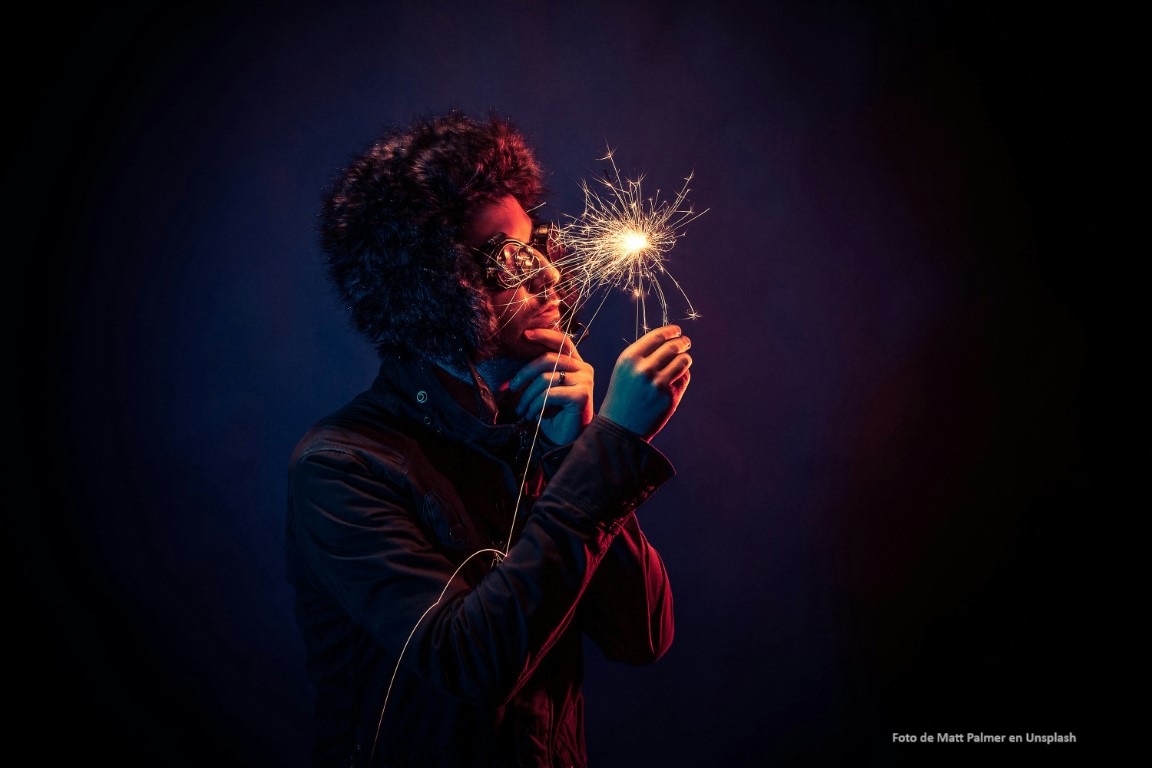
top-left (599, 325), bottom-right (693, 442)
top-left (508, 328), bottom-right (595, 445)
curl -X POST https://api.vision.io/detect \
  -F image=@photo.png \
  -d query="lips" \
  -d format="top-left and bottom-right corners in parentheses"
top-left (534, 311), bottom-right (562, 330)
top-left (533, 303), bottom-right (562, 329)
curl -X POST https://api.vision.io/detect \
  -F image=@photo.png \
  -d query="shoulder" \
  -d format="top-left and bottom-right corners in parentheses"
top-left (291, 392), bottom-right (420, 478)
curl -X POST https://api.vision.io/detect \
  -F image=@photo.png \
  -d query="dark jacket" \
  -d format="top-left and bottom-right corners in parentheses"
top-left (286, 354), bottom-right (676, 767)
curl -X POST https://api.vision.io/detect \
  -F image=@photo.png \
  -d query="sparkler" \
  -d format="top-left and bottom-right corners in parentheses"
top-left (551, 147), bottom-right (707, 340)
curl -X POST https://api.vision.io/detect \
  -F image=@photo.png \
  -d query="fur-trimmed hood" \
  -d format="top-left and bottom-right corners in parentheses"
top-left (319, 111), bottom-right (545, 362)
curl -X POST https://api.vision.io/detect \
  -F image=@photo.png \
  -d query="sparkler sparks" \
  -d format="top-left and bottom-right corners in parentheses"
top-left (551, 148), bottom-right (707, 339)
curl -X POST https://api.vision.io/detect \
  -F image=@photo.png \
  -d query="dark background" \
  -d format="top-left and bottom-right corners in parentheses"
top-left (13, 1), bottom-right (1109, 765)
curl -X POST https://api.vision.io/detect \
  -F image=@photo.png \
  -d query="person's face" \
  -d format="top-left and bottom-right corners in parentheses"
top-left (463, 195), bottom-right (563, 360)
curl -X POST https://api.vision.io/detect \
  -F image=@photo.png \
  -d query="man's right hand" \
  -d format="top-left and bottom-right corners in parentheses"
top-left (599, 325), bottom-right (693, 442)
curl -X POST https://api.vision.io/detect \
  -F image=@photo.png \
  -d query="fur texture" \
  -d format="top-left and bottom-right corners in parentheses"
top-left (319, 111), bottom-right (546, 361)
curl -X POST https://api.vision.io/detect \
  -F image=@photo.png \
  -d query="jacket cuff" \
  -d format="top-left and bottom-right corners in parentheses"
top-left (544, 415), bottom-right (676, 523)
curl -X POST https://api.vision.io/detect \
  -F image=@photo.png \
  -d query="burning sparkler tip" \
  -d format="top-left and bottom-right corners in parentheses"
top-left (555, 146), bottom-right (706, 339)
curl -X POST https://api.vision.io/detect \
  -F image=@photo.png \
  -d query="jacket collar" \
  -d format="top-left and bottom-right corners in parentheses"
top-left (367, 354), bottom-right (525, 455)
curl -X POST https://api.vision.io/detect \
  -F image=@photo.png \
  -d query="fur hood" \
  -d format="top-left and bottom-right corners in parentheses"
top-left (319, 111), bottom-right (545, 362)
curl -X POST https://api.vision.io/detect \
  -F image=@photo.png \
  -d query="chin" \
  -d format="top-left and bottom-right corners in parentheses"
top-left (496, 334), bottom-right (547, 362)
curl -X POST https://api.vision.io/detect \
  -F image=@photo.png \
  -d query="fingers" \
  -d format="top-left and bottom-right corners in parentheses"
top-left (510, 347), bottom-right (594, 422)
top-left (521, 327), bottom-right (583, 360)
top-left (514, 356), bottom-right (596, 443)
top-left (517, 381), bottom-right (576, 419)
top-left (618, 325), bottom-right (692, 384)
top-left (508, 351), bottom-right (589, 393)
top-left (653, 349), bottom-right (693, 388)
top-left (622, 325), bottom-right (686, 360)
top-left (517, 365), bottom-right (591, 414)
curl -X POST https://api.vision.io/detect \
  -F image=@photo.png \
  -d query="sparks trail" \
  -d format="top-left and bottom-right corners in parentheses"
top-left (549, 148), bottom-right (707, 339)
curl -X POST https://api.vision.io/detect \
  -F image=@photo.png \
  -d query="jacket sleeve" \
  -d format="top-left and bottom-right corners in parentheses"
top-left (576, 512), bottom-right (675, 665)
top-left (288, 415), bottom-right (674, 706)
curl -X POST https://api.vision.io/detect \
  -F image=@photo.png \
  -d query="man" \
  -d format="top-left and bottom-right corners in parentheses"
top-left (286, 110), bottom-right (693, 767)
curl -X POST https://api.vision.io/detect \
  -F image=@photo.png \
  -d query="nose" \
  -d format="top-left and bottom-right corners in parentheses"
top-left (529, 252), bottom-right (561, 294)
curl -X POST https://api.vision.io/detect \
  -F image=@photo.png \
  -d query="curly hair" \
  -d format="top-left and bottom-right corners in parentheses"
top-left (319, 110), bottom-right (546, 361)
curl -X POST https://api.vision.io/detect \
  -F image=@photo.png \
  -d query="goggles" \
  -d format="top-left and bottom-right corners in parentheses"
top-left (473, 221), bottom-right (558, 290)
